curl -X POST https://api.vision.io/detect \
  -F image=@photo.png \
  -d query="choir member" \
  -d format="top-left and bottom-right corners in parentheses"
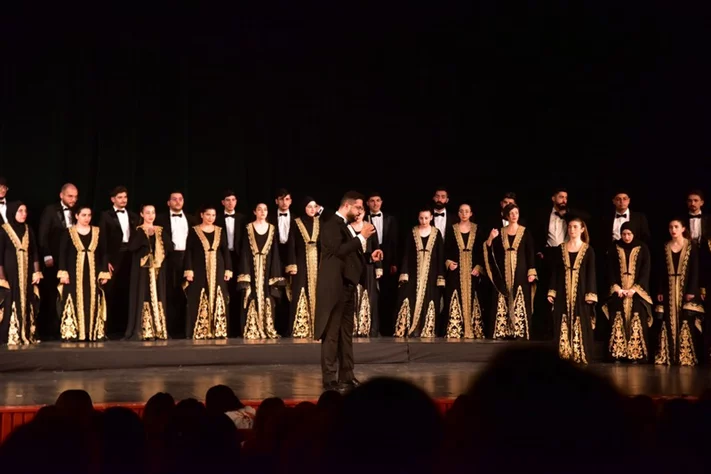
top-left (237, 202), bottom-right (284, 340)
top-left (602, 222), bottom-right (653, 362)
top-left (57, 205), bottom-right (111, 341)
top-left (497, 192), bottom-right (517, 228)
top-left (124, 205), bottom-right (170, 341)
top-left (365, 191), bottom-right (398, 336)
top-left (0, 177), bottom-right (8, 224)
top-left (444, 203), bottom-right (485, 339)
top-left (183, 206), bottom-right (233, 339)
top-left (99, 186), bottom-right (139, 338)
top-left (0, 202), bottom-right (42, 345)
top-left (483, 203), bottom-right (537, 340)
top-left (289, 197), bottom-right (321, 338)
top-left (38, 183), bottom-right (78, 339)
top-left (547, 218), bottom-right (597, 364)
top-left (267, 188), bottom-right (296, 334)
top-left (654, 218), bottom-right (705, 366)
top-left (685, 189), bottom-right (709, 244)
top-left (155, 191), bottom-right (198, 337)
top-left (604, 190), bottom-right (651, 245)
top-left (432, 187), bottom-right (454, 243)
top-left (394, 207), bottom-right (445, 338)
top-left (350, 210), bottom-right (383, 337)
top-left (215, 190), bottom-right (245, 337)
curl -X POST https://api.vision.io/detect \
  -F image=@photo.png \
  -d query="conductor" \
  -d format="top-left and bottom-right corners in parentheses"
top-left (315, 191), bottom-right (382, 391)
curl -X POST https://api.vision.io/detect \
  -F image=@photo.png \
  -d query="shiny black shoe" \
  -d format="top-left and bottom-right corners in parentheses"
top-left (323, 381), bottom-right (340, 392)
top-left (338, 378), bottom-right (361, 392)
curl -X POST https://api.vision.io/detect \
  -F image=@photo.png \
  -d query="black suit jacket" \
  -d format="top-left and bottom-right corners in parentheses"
top-left (432, 208), bottom-right (454, 243)
top-left (155, 211), bottom-right (199, 253)
top-left (99, 209), bottom-right (140, 266)
top-left (684, 214), bottom-right (711, 243)
top-left (314, 216), bottom-right (365, 339)
top-left (534, 207), bottom-right (591, 254)
top-left (215, 212), bottom-right (246, 261)
top-left (602, 210), bottom-right (651, 246)
top-left (365, 211), bottom-right (398, 269)
top-left (38, 203), bottom-right (75, 262)
top-left (267, 211), bottom-right (296, 270)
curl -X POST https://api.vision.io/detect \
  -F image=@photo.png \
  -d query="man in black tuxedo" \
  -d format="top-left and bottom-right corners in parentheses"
top-left (365, 191), bottom-right (399, 336)
top-left (37, 182), bottom-right (78, 339)
top-left (99, 186), bottom-right (140, 338)
top-left (315, 191), bottom-right (381, 392)
top-left (0, 177), bottom-right (9, 224)
top-left (215, 190), bottom-right (246, 337)
top-left (686, 189), bottom-right (711, 244)
top-left (155, 190), bottom-right (198, 337)
top-left (432, 187), bottom-right (454, 243)
top-left (267, 188), bottom-right (296, 335)
top-left (602, 190), bottom-right (651, 246)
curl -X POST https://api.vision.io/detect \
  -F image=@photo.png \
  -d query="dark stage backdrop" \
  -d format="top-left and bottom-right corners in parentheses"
top-left (1, 2), bottom-right (709, 249)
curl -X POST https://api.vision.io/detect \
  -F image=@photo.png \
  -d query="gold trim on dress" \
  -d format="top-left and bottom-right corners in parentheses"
top-left (284, 264), bottom-right (297, 274)
top-left (585, 293), bottom-right (597, 302)
top-left (224, 270), bottom-right (233, 279)
top-left (548, 289), bottom-right (556, 298)
top-left (242, 223), bottom-right (279, 339)
top-left (183, 270), bottom-right (195, 279)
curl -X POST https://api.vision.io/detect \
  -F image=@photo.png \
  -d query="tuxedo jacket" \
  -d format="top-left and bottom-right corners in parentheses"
top-left (267, 211), bottom-right (296, 269)
top-left (365, 211), bottom-right (399, 269)
top-left (99, 209), bottom-right (140, 266)
top-left (38, 203), bottom-right (76, 261)
top-left (534, 207), bottom-right (591, 254)
top-left (601, 210), bottom-right (651, 246)
top-left (432, 208), bottom-right (455, 244)
top-left (684, 214), bottom-right (711, 242)
top-left (155, 211), bottom-right (199, 253)
top-left (215, 212), bottom-right (246, 261)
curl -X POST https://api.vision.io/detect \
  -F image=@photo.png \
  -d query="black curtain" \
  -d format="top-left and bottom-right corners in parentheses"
top-left (1, 2), bottom-right (709, 245)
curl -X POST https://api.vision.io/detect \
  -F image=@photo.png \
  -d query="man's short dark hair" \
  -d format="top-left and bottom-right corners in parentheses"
top-left (367, 191), bottom-right (383, 200)
top-left (433, 187), bottom-right (448, 196)
top-left (552, 187), bottom-right (567, 197)
top-left (222, 189), bottom-right (237, 200)
top-left (688, 189), bottom-right (705, 201)
top-left (275, 188), bottom-right (290, 199)
top-left (502, 192), bottom-right (517, 201)
top-left (169, 190), bottom-right (184, 198)
top-left (340, 191), bottom-right (365, 207)
top-left (110, 186), bottom-right (128, 197)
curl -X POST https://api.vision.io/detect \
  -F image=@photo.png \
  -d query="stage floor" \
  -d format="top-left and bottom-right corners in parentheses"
top-left (0, 362), bottom-right (710, 407)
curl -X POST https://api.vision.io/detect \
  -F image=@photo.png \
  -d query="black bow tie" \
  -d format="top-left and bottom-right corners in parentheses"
top-left (115, 210), bottom-right (125, 214)
top-left (434, 213), bottom-right (445, 218)
top-left (172, 213), bottom-right (183, 217)
top-left (224, 214), bottom-right (234, 219)
top-left (63, 207), bottom-right (70, 212)
top-left (370, 213), bottom-right (382, 218)
top-left (616, 213), bottom-right (627, 219)
top-left (0, 200), bottom-right (5, 204)
top-left (279, 213), bottom-right (288, 217)
top-left (689, 215), bottom-right (702, 219)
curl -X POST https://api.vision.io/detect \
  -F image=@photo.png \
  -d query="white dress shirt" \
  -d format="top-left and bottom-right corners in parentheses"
top-left (369, 212), bottom-right (384, 245)
top-left (0, 200), bottom-right (6, 223)
top-left (224, 211), bottom-right (236, 250)
top-left (62, 203), bottom-right (73, 229)
top-left (114, 207), bottom-right (130, 243)
top-left (171, 211), bottom-right (189, 251)
top-left (278, 210), bottom-right (291, 244)
top-left (433, 209), bottom-right (447, 241)
top-left (612, 209), bottom-right (630, 241)
top-left (502, 218), bottom-right (509, 227)
top-left (690, 213), bottom-right (703, 242)
top-left (546, 208), bottom-right (567, 247)
top-left (337, 212), bottom-right (367, 247)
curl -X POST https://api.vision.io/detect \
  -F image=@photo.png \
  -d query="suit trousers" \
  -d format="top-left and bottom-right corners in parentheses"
top-left (321, 282), bottom-right (356, 384)
top-left (38, 265), bottom-right (59, 340)
top-left (106, 249), bottom-right (132, 338)
top-left (166, 251), bottom-right (187, 338)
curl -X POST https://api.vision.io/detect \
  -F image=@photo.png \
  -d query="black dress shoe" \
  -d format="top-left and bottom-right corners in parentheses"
top-left (338, 378), bottom-right (361, 391)
top-left (323, 381), bottom-right (340, 391)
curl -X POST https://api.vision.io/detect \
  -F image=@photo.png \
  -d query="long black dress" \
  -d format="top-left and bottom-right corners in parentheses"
top-left (548, 243), bottom-right (597, 364)
top-left (353, 229), bottom-right (382, 337)
top-left (444, 223), bottom-right (485, 339)
top-left (289, 216), bottom-right (320, 338)
top-left (602, 241), bottom-right (653, 362)
top-left (0, 220), bottom-right (41, 345)
top-left (57, 227), bottom-right (111, 341)
top-left (393, 227), bottom-right (445, 338)
top-left (183, 226), bottom-right (232, 339)
top-left (237, 223), bottom-right (284, 340)
top-left (482, 225), bottom-right (537, 340)
top-left (654, 239), bottom-right (705, 366)
top-left (125, 226), bottom-right (170, 340)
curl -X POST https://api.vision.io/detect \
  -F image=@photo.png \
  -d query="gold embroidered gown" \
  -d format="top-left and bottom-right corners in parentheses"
top-left (183, 226), bottom-right (232, 339)
top-left (57, 227), bottom-right (111, 341)
top-left (548, 243), bottom-right (597, 364)
top-left (353, 229), bottom-right (382, 337)
top-left (237, 223), bottom-right (284, 339)
top-left (482, 226), bottom-right (537, 339)
top-left (394, 227), bottom-right (445, 338)
top-left (125, 226), bottom-right (170, 340)
top-left (444, 223), bottom-right (485, 339)
top-left (288, 216), bottom-right (319, 338)
top-left (603, 241), bottom-right (653, 362)
top-left (654, 239), bottom-right (705, 366)
top-left (0, 219), bottom-right (42, 345)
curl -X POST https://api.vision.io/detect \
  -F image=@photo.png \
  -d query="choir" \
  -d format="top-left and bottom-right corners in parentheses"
top-left (0, 179), bottom-right (709, 367)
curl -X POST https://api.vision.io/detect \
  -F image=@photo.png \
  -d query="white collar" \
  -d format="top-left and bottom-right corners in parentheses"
top-left (335, 211), bottom-right (348, 224)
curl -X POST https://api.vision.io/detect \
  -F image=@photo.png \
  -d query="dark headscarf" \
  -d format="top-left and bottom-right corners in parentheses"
top-left (5, 201), bottom-right (27, 237)
top-left (301, 196), bottom-right (317, 220)
top-left (616, 221), bottom-right (639, 250)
